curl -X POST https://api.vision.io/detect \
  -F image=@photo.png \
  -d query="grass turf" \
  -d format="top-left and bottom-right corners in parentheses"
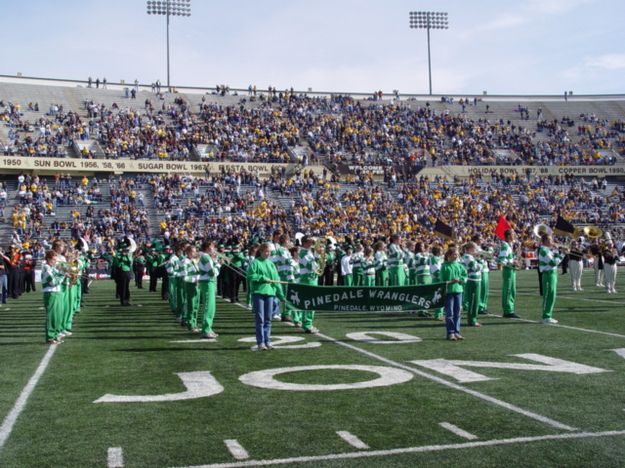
top-left (0, 270), bottom-right (624, 467)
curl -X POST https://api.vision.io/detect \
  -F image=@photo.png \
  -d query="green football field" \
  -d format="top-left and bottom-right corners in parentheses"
top-left (1, 270), bottom-right (625, 467)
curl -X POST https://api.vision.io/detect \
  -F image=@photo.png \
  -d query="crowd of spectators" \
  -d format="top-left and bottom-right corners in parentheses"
top-left (3, 93), bottom-right (624, 168)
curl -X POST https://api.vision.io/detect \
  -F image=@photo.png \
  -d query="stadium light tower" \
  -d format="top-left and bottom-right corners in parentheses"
top-left (409, 11), bottom-right (448, 95)
top-left (146, 0), bottom-right (192, 91)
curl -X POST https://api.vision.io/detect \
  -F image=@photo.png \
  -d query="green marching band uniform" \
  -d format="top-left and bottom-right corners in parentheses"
top-left (55, 253), bottom-right (73, 335)
top-left (199, 252), bottom-right (220, 337)
top-left (42, 261), bottom-right (65, 342)
top-left (175, 251), bottom-right (187, 322)
top-left (182, 255), bottom-right (200, 331)
top-left (166, 251), bottom-right (179, 313)
top-left (362, 255), bottom-right (376, 286)
top-left (272, 243), bottom-right (294, 321)
top-left (414, 252), bottom-right (431, 287)
top-left (430, 253), bottom-right (444, 319)
top-left (287, 252), bottom-right (301, 324)
top-left (413, 251), bottom-right (432, 316)
top-left (374, 249), bottom-right (388, 286)
top-left (461, 252), bottom-right (482, 326)
top-left (298, 245), bottom-right (319, 332)
top-left (538, 245), bottom-right (564, 320)
top-left (478, 253), bottom-right (490, 314)
top-left (497, 240), bottom-right (517, 316)
top-left (351, 246), bottom-right (365, 286)
top-left (403, 247), bottom-right (414, 286)
top-left (387, 243), bottom-right (406, 286)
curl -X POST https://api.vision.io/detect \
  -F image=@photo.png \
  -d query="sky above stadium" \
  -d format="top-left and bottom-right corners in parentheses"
top-left (1, 0), bottom-right (624, 95)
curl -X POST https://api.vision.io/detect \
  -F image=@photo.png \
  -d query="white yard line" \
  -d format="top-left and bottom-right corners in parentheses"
top-left (439, 422), bottom-right (478, 440)
top-left (336, 431), bottom-right (369, 449)
top-left (315, 331), bottom-right (576, 432)
top-left (230, 302), bottom-right (576, 432)
top-left (224, 440), bottom-right (250, 460)
top-left (486, 314), bottom-right (625, 339)
top-left (174, 428), bottom-right (625, 468)
top-left (107, 447), bottom-right (124, 468)
top-left (0, 345), bottom-right (58, 451)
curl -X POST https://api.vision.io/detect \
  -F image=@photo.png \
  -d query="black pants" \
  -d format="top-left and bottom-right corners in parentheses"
top-left (160, 269), bottom-right (169, 300)
top-left (119, 271), bottom-right (132, 305)
top-left (7, 268), bottom-right (19, 298)
top-left (134, 266), bottom-right (145, 288)
top-left (230, 273), bottom-right (242, 302)
top-left (149, 271), bottom-right (159, 292)
top-left (24, 270), bottom-right (35, 292)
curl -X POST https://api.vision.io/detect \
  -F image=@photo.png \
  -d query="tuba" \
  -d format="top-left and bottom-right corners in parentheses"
top-left (583, 226), bottom-right (603, 239)
top-left (533, 224), bottom-right (552, 238)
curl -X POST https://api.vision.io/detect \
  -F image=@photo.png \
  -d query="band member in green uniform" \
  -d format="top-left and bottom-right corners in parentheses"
top-left (373, 240), bottom-right (388, 286)
top-left (199, 241), bottom-right (221, 339)
top-left (461, 242), bottom-right (482, 327)
top-left (497, 229), bottom-right (520, 318)
top-left (538, 234), bottom-right (564, 324)
top-left (182, 244), bottom-right (201, 332)
top-left (298, 236), bottom-right (320, 334)
top-left (387, 234), bottom-right (405, 286)
top-left (42, 250), bottom-right (65, 344)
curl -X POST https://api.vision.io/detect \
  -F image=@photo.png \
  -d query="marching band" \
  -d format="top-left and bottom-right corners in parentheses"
top-left (36, 219), bottom-right (622, 346)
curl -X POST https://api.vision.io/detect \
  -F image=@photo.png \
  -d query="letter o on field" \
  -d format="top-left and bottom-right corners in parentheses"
top-left (239, 365), bottom-right (413, 391)
top-left (345, 331), bottom-right (422, 344)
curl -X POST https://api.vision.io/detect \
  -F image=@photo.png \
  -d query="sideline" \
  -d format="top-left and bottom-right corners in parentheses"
top-left (174, 428), bottom-right (625, 468)
top-left (0, 345), bottom-right (58, 451)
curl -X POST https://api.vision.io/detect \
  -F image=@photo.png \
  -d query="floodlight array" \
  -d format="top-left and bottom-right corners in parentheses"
top-left (147, 0), bottom-right (191, 16)
top-left (409, 11), bottom-right (448, 29)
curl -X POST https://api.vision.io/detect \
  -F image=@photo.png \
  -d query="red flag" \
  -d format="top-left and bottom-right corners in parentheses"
top-left (495, 216), bottom-right (512, 240)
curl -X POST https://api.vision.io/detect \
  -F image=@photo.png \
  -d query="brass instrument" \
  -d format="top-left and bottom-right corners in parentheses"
top-left (533, 223), bottom-right (553, 238)
top-left (583, 226), bottom-right (603, 239)
top-left (313, 237), bottom-right (326, 276)
top-left (58, 256), bottom-right (81, 286)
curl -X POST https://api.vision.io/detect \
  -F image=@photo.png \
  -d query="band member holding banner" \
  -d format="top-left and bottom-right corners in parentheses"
top-left (247, 243), bottom-right (285, 350)
top-left (538, 234), bottom-right (564, 324)
top-left (298, 236), bottom-right (321, 334)
top-left (440, 247), bottom-right (467, 341)
top-left (568, 240), bottom-right (584, 291)
top-left (497, 229), bottom-right (521, 319)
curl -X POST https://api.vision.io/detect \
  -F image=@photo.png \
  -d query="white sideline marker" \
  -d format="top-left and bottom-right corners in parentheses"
top-left (439, 422), bottom-right (478, 440)
top-left (173, 429), bottom-right (625, 468)
top-left (486, 313), bottom-right (625, 340)
top-left (107, 447), bottom-right (124, 468)
top-left (336, 431), bottom-right (369, 449)
top-left (0, 345), bottom-right (58, 451)
top-left (224, 439), bottom-right (249, 460)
